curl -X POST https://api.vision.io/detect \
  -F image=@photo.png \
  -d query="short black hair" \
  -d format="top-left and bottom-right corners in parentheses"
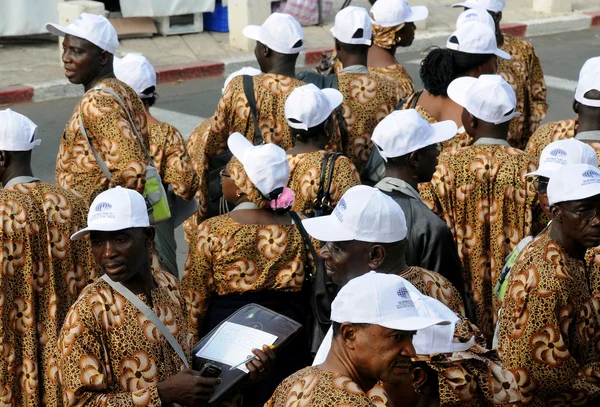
top-left (420, 43), bottom-right (494, 96)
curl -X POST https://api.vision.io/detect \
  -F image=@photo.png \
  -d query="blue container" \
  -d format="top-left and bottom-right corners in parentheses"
top-left (203, 3), bottom-right (229, 32)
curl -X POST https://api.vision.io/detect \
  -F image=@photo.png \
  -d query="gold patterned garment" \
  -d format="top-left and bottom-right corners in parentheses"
top-left (419, 144), bottom-right (538, 342)
top-left (287, 151), bottom-right (360, 215)
top-left (149, 122), bottom-right (198, 201)
top-left (192, 74), bottom-right (305, 221)
top-left (58, 269), bottom-right (190, 407)
top-left (524, 117), bottom-right (579, 158)
top-left (336, 72), bottom-right (402, 172)
top-left (400, 266), bottom-right (466, 317)
top-left (265, 366), bottom-right (378, 407)
top-left (181, 214), bottom-right (308, 342)
top-left (55, 78), bottom-right (150, 204)
top-left (368, 65), bottom-right (414, 100)
top-left (0, 181), bottom-right (96, 407)
top-left (497, 230), bottom-right (600, 407)
top-left (498, 35), bottom-right (548, 150)
top-left (400, 92), bottom-right (472, 155)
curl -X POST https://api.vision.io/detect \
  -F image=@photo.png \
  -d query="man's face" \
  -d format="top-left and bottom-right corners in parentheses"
top-left (415, 145), bottom-right (441, 183)
top-left (90, 228), bottom-right (151, 283)
top-left (554, 195), bottom-right (600, 249)
top-left (534, 176), bottom-right (550, 217)
top-left (62, 34), bottom-right (104, 85)
top-left (352, 324), bottom-right (416, 385)
top-left (319, 240), bottom-right (372, 286)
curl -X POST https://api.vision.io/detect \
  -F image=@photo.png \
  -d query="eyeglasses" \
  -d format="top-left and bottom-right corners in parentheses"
top-left (220, 169), bottom-right (231, 179)
top-left (533, 178), bottom-right (548, 194)
top-left (559, 206), bottom-right (600, 222)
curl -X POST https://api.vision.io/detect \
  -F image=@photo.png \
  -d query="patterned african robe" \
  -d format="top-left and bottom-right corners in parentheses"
top-left (498, 229), bottom-right (600, 407)
top-left (266, 366), bottom-right (378, 407)
top-left (525, 117), bottom-right (580, 159)
top-left (58, 270), bottom-right (190, 407)
top-left (56, 78), bottom-right (150, 204)
top-left (368, 64), bottom-right (414, 101)
top-left (419, 143), bottom-right (539, 342)
top-left (499, 35), bottom-right (548, 150)
top-left (287, 151), bottom-right (360, 215)
top-left (0, 181), bottom-right (96, 407)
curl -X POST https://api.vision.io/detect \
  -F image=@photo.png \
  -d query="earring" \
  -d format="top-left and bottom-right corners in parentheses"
top-left (236, 191), bottom-right (243, 198)
top-left (414, 386), bottom-right (421, 394)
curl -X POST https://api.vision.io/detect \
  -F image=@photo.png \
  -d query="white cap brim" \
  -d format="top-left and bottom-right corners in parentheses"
top-left (46, 22), bottom-right (74, 38)
top-left (495, 48), bottom-right (511, 60)
top-left (242, 25), bottom-right (261, 42)
top-left (378, 316), bottom-right (451, 331)
top-left (406, 6), bottom-right (429, 23)
top-left (70, 221), bottom-right (127, 241)
top-left (525, 168), bottom-right (555, 179)
top-left (302, 215), bottom-right (354, 242)
top-left (430, 120), bottom-right (459, 145)
top-left (227, 132), bottom-right (253, 162)
top-left (452, 1), bottom-right (503, 13)
top-left (322, 88), bottom-right (344, 111)
top-left (447, 76), bottom-right (477, 110)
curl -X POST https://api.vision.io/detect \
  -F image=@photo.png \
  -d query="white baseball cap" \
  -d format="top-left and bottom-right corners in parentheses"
top-left (71, 187), bottom-right (150, 240)
top-left (285, 84), bottom-right (343, 131)
top-left (331, 6), bottom-right (372, 46)
top-left (447, 74), bottom-right (520, 124)
top-left (302, 185), bottom-right (407, 243)
top-left (227, 132), bottom-right (290, 196)
top-left (113, 54), bottom-right (157, 98)
top-left (526, 139), bottom-right (599, 179)
top-left (446, 21), bottom-right (509, 59)
top-left (455, 7), bottom-right (495, 29)
top-left (575, 57), bottom-right (600, 108)
top-left (242, 13), bottom-right (306, 55)
top-left (370, 0), bottom-right (428, 27)
top-left (452, 0), bottom-right (505, 13)
top-left (332, 271), bottom-right (450, 330)
top-left (0, 109), bottom-right (41, 152)
top-left (46, 13), bottom-right (119, 55)
top-left (222, 67), bottom-right (262, 94)
top-left (371, 110), bottom-right (457, 161)
top-left (548, 164), bottom-right (600, 206)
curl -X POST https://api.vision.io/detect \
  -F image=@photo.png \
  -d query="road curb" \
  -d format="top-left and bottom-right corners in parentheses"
top-left (2, 10), bottom-right (599, 105)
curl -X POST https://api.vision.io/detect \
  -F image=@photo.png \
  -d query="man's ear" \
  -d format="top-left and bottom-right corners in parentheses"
top-left (573, 99), bottom-right (580, 114)
top-left (0, 151), bottom-right (6, 167)
top-left (99, 50), bottom-right (111, 66)
top-left (408, 152), bottom-right (419, 169)
top-left (411, 366), bottom-right (429, 394)
top-left (368, 244), bottom-right (386, 269)
top-left (339, 323), bottom-right (359, 350)
top-left (469, 114), bottom-right (479, 130)
top-left (144, 226), bottom-right (156, 247)
top-left (550, 205), bottom-right (562, 223)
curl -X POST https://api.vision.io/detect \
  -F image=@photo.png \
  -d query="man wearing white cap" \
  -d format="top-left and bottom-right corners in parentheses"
top-left (46, 13), bottom-right (151, 204)
top-left (284, 84), bottom-right (360, 215)
top-left (420, 74), bottom-right (539, 344)
top-left (193, 13), bottom-right (307, 222)
top-left (60, 187), bottom-right (273, 406)
top-left (114, 53), bottom-right (199, 277)
top-left (0, 109), bottom-right (95, 407)
top-left (371, 110), bottom-right (468, 311)
top-left (527, 57), bottom-right (600, 161)
top-left (453, 0), bottom-right (547, 150)
top-left (328, 6), bottom-right (402, 174)
top-left (266, 272), bottom-right (449, 407)
top-left (498, 163), bottom-right (600, 407)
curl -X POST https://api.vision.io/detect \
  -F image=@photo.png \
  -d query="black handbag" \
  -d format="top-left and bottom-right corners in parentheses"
top-left (312, 152), bottom-right (341, 217)
top-left (206, 75), bottom-right (263, 218)
top-left (289, 211), bottom-right (337, 358)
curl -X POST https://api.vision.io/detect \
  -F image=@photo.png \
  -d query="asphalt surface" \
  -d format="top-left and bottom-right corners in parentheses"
top-left (7, 27), bottom-right (600, 275)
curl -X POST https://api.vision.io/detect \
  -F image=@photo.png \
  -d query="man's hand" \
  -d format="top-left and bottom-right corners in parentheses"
top-left (157, 369), bottom-right (221, 405)
top-left (246, 344), bottom-right (276, 383)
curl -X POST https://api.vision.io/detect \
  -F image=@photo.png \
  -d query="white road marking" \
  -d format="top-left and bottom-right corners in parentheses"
top-left (151, 107), bottom-right (205, 141)
top-left (543, 75), bottom-right (578, 92)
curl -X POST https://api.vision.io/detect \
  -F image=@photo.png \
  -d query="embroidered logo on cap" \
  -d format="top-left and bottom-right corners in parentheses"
top-left (91, 201), bottom-right (115, 221)
top-left (582, 169), bottom-right (600, 186)
top-left (396, 284), bottom-right (415, 309)
top-left (95, 202), bottom-right (113, 212)
top-left (550, 149), bottom-right (567, 157)
top-left (334, 198), bottom-right (347, 223)
top-left (397, 286), bottom-right (409, 298)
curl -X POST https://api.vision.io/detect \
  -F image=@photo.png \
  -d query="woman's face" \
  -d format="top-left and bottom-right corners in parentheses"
top-left (396, 23), bottom-right (416, 48)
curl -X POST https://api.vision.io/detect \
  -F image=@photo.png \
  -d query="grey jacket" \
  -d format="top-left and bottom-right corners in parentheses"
top-left (376, 177), bottom-right (471, 316)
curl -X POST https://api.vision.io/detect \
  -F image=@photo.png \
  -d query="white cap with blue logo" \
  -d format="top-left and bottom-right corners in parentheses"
top-left (526, 139), bottom-right (598, 179)
top-left (71, 186), bottom-right (149, 240)
top-left (548, 163), bottom-right (600, 206)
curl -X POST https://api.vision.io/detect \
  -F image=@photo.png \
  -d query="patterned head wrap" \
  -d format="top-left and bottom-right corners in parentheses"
top-left (372, 23), bottom-right (405, 49)
top-left (229, 156), bottom-right (269, 209)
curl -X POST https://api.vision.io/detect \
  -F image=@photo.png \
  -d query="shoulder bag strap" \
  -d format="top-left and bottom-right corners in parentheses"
top-left (100, 274), bottom-right (189, 368)
top-left (323, 153), bottom-right (342, 204)
top-left (411, 90), bottom-right (424, 109)
top-left (242, 75), bottom-right (263, 145)
top-left (289, 211), bottom-right (318, 281)
top-left (79, 112), bottom-right (112, 181)
top-left (315, 152), bottom-right (334, 206)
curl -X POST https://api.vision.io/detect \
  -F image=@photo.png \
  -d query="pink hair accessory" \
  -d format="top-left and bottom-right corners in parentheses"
top-left (269, 187), bottom-right (295, 210)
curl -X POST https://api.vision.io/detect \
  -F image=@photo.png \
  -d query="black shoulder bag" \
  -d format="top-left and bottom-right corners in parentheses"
top-left (289, 211), bottom-right (337, 358)
top-left (206, 75), bottom-right (264, 218)
top-left (312, 152), bottom-right (342, 217)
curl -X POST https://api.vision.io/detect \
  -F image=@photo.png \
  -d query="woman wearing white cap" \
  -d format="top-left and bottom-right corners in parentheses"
top-left (284, 84), bottom-right (360, 215)
top-left (181, 133), bottom-right (311, 405)
top-left (401, 21), bottom-right (508, 155)
top-left (114, 54), bottom-right (199, 277)
top-left (367, 0), bottom-right (428, 97)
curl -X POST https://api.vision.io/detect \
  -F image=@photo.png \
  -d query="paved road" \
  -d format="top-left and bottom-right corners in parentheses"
top-left (7, 27), bottom-right (600, 275)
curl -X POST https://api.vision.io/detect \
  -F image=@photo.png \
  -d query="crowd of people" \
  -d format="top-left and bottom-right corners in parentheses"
top-left (2, 0), bottom-right (600, 406)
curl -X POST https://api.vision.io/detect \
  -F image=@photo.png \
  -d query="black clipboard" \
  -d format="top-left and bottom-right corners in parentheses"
top-left (191, 303), bottom-right (303, 405)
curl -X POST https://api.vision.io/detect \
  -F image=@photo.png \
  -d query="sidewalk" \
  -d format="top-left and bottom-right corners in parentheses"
top-left (1, 0), bottom-right (600, 104)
